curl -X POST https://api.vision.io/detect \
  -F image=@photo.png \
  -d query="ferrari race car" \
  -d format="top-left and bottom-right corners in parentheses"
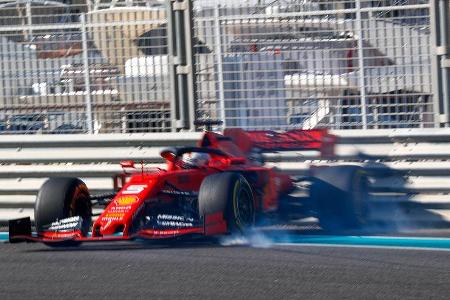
top-left (9, 126), bottom-right (369, 246)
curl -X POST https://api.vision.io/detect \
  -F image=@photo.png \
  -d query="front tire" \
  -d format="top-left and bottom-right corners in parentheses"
top-left (199, 172), bottom-right (255, 233)
top-left (35, 177), bottom-right (92, 246)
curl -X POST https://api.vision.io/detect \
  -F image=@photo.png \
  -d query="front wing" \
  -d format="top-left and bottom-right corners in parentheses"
top-left (8, 213), bottom-right (226, 244)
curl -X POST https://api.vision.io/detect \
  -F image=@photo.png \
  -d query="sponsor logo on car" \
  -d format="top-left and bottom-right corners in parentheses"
top-left (115, 196), bottom-right (138, 206)
top-left (157, 214), bottom-right (194, 222)
top-left (45, 216), bottom-right (82, 232)
top-left (152, 229), bottom-right (181, 235)
top-left (110, 205), bottom-right (132, 211)
top-left (156, 214), bottom-right (194, 227)
top-left (102, 212), bottom-right (125, 221)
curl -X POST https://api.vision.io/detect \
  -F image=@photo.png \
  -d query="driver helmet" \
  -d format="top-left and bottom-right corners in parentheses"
top-left (181, 152), bottom-right (210, 169)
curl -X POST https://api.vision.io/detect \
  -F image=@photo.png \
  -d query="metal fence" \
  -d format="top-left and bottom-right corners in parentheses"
top-left (193, 0), bottom-right (435, 130)
top-left (0, 0), bottom-right (170, 134)
top-left (0, 0), bottom-right (443, 133)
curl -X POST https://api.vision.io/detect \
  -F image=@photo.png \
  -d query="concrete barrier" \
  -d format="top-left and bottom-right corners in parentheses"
top-left (2, 128), bottom-right (450, 226)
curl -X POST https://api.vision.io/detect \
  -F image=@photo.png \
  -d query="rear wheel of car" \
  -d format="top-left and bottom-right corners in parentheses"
top-left (199, 172), bottom-right (255, 234)
top-left (310, 165), bottom-right (369, 231)
top-left (35, 177), bottom-right (92, 246)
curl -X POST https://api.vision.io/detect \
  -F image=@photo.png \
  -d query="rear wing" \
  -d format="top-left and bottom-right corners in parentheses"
top-left (223, 128), bottom-right (336, 158)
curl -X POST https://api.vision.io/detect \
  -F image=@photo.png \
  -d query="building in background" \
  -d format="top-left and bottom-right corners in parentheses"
top-left (222, 53), bottom-right (287, 129)
top-left (194, 0), bottom-right (433, 129)
top-left (0, 0), bottom-right (436, 133)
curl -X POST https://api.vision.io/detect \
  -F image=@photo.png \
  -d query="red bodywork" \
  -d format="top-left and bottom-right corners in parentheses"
top-left (13, 128), bottom-right (335, 244)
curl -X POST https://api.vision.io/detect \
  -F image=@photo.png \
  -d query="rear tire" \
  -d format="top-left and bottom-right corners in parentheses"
top-left (35, 177), bottom-right (92, 246)
top-left (310, 166), bottom-right (369, 231)
top-left (199, 172), bottom-right (255, 233)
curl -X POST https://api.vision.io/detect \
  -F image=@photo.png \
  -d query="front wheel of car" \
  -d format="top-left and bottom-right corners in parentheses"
top-left (199, 172), bottom-right (255, 234)
top-left (35, 177), bottom-right (92, 246)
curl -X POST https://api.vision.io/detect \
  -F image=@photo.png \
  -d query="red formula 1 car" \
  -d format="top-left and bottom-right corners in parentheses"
top-left (9, 125), bottom-right (369, 246)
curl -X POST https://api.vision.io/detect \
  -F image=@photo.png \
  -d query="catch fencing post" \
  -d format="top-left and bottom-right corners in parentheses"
top-left (167, 0), bottom-right (197, 131)
top-left (430, 0), bottom-right (450, 127)
top-left (356, 0), bottom-right (368, 129)
top-left (214, 4), bottom-right (226, 128)
top-left (80, 14), bottom-right (94, 134)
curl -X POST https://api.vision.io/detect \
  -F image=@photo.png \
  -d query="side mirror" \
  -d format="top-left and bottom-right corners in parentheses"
top-left (160, 150), bottom-right (176, 163)
top-left (120, 160), bottom-right (135, 169)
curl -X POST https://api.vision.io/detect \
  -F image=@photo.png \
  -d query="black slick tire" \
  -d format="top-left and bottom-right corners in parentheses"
top-left (310, 165), bottom-right (369, 231)
top-left (199, 172), bottom-right (255, 233)
top-left (35, 177), bottom-right (92, 246)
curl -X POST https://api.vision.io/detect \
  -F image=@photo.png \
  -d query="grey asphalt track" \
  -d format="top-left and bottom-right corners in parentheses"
top-left (1, 241), bottom-right (450, 300)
